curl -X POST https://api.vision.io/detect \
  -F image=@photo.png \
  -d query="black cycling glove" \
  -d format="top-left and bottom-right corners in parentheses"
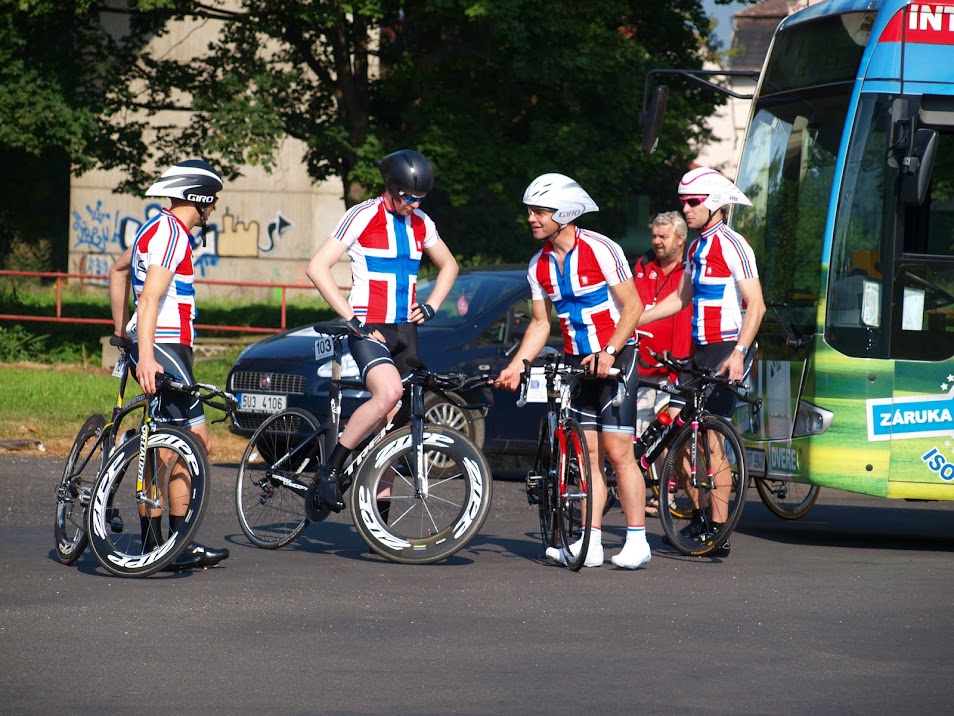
top-left (347, 316), bottom-right (374, 338)
top-left (419, 304), bottom-right (436, 322)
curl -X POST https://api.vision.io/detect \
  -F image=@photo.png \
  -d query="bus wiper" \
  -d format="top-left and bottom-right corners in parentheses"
top-left (767, 302), bottom-right (810, 350)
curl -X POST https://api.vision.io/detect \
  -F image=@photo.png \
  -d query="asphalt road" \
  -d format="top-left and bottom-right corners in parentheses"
top-left (2, 454), bottom-right (954, 715)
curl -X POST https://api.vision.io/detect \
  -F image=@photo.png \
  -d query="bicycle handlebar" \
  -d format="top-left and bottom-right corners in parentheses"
top-left (158, 374), bottom-right (238, 416)
top-left (516, 356), bottom-right (623, 408)
top-left (643, 348), bottom-right (760, 407)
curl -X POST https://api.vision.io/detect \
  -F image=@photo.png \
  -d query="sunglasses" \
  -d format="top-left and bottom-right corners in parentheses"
top-left (680, 196), bottom-right (707, 208)
top-left (396, 189), bottom-right (427, 204)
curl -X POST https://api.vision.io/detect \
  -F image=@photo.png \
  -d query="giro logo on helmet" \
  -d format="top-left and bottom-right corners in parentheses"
top-left (187, 194), bottom-right (216, 204)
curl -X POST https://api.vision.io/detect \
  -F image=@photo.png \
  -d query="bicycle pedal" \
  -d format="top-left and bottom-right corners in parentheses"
top-left (106, 508), bottom-right (124, 533)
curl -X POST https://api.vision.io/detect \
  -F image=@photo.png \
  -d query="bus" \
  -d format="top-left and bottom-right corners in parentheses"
top-left (644, 0), bottom-right (954, 518)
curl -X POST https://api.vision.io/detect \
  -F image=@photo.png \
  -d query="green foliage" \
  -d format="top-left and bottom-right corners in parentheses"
top-left (2, 0), bottom-right (723, 263)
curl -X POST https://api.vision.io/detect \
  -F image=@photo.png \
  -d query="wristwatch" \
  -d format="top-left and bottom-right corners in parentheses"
top-left (603, 344), bottom-right (618, 357)
top-left (734, 344), bottom-right (748, 356)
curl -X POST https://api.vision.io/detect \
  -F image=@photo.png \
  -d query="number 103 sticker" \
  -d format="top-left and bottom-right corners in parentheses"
top-left (314, 334), bottom-right (334, 360)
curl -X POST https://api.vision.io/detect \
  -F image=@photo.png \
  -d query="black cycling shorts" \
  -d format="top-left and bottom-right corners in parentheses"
top-left (668, 342), bottom-right (737, 418)
top-left (130, 342), bottom-right (205, 429)
top-left (563, 345), bottom-right (639, 435)
top-left (348, 322), bottom-right (420, 382)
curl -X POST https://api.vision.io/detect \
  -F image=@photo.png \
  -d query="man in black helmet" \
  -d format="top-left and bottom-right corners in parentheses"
top-left (304, 149), bottom-right (459, 519)
top-left (109, 159), bottom-right (230, 570)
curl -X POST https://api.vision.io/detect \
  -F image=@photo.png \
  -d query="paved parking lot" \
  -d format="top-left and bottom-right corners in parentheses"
top-left (3, 455), bottom-right (954, 714)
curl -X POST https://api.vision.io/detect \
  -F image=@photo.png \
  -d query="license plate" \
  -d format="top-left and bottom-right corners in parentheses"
top-left (238, 392), bottom-right (287, 413)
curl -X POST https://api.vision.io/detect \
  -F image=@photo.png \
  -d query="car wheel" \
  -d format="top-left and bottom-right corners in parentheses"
top-left (423, 391), bottom-right (485, 452)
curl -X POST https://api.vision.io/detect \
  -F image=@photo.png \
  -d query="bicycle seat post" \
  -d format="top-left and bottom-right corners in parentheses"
top-left (328, 336), bottom-right (344, 439)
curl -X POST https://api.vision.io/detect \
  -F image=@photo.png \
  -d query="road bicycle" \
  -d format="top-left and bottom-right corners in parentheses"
top-left (56, 336), bottom-right (238, 577)
top-left (518, 356), bottom-right (624, 571)
top-left (54, 336), bottom-right (136, 565)
top-left (636, 349), bottom-right (761, 557)
top-left (235, 326), bottom-right (494, 565)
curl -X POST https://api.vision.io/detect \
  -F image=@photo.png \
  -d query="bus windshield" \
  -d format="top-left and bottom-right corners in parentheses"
top-left (730, 12), bottom-right (872, 340)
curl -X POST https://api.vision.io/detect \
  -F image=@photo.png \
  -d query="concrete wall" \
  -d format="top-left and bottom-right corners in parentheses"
top-left (68, 7), bottom-right (352, 300)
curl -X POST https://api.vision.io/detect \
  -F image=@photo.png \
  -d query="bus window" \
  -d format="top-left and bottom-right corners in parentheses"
top-left (733, 87), bottom-right (848, 339)
top-left (892, 128), bottom-right (954, 361)
top-left (828, 94), bottom-right (954, 361)
top-left (827, 94), bottom-right (892, 358)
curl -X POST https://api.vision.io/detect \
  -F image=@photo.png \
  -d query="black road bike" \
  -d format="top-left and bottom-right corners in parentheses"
top-left (235, 326), bottom-right (494, 564)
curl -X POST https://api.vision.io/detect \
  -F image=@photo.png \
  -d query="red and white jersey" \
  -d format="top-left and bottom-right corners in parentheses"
top-left (127, 209), bottom-right (197, 346)
top-left (528, 228), bottom-right (632, 356)
top-left (331, 195), bottom-right (440, 323)
top-left (633, 256), bottom-right (692, 379)
top-left (686, 220), bottom-right (758, 345)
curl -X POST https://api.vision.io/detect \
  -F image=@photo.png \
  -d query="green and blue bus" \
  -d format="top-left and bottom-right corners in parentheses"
top-left (647, 0), bottom-right (954, 517)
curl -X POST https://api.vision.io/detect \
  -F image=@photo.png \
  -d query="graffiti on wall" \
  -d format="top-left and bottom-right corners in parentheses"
top-left (70, 201), bottom-right (295, 280)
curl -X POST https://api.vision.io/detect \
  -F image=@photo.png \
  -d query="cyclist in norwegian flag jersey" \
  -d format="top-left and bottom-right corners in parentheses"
top-left (109, 158), bottom-right (229, 570)
top-left (496, 173), bottom-right (650, 570)
top-left (638, 167), bottom-right (766, 557)
top-left (304, 149), bottom-right (458, 519)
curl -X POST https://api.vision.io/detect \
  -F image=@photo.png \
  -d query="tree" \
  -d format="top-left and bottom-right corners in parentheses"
top-left (2, 0), bottom-right (724, 264)
top-left (0, 0), bottom-right (161, 267)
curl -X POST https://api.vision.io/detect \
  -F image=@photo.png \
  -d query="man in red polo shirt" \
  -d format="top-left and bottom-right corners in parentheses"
top-left (633, 211), bottom-right (692, 514)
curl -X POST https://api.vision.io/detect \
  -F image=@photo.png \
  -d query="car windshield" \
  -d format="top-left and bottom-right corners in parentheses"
top-left (417, 273), bottom-right (520, 327)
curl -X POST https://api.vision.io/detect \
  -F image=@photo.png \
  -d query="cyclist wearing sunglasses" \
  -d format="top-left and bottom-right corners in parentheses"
top-left (638, 166), bottom-right (766, 557)
top-left (304, 149), bottom-right (458, 518)
top-left (496, 173), bottom-right (651, 570)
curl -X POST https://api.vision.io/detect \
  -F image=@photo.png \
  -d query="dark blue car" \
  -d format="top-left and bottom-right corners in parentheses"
top-left (227, 267), bottom-right (563, 455)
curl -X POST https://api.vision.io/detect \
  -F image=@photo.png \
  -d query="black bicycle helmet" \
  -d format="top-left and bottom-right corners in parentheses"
top-left (378, 150), bottom-right (435, 194)
top-left (146, 159), bottom-right (223, 205)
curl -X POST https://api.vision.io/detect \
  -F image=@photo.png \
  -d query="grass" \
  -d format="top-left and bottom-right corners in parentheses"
top-left (0, 349), bottom-right (250, 461)
top-left (0, 280), bottom-right (336, 461)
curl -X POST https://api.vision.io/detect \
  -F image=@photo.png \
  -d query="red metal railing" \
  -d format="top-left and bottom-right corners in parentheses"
top-left (0, 269), bottom-right (342, 335)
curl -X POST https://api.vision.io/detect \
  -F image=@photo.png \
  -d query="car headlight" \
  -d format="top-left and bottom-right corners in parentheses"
top-left (316, 352), bottom-right (361, 378)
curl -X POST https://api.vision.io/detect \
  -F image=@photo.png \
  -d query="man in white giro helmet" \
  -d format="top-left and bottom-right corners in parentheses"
top-left (108, 159), bottom-right (229, 571)
top-left (496, 173), bottom-right (652, 571)
top-left (638, 166), bottom-right (766, 558)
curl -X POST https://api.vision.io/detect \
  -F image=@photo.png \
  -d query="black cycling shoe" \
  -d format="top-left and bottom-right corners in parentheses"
top-left (166, 543), bottom-right (229, 571)
top-left (693, 523), bottom-right (730, 558)
top-left (679, 513), bottom-right (706, 539)
top-left (305, 465), bottom-right (344, 520)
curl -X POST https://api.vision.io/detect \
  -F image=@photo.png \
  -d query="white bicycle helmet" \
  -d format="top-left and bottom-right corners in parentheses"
top-left (678, 167), bottom-right (751, 210)
top-left (523, 173), bottom-right (599, 225)
top-left (146, 159), bottom-right (223, 205)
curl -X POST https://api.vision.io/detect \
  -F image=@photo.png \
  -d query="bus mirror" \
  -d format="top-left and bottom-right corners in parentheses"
top-left (641, 85), bottom-right (669, 154)
top-left (900, 128), bottom-right (938, 206)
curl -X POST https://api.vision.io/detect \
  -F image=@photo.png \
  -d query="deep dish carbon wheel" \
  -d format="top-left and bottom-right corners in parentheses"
top-left (55, 414), bottom-right (107, 564)
top-left (236, 408), bottom-right (323, 549)
top-left (658, 415), bottom-right (748, 557)
top-left (755, 478), bottom-right (819, 520)
top-left (86, 427), bottom-right (209, 578)
top-left (555, 419), bottom-right (592, 572)
top-left (349, 424), bottom-right (493, 564)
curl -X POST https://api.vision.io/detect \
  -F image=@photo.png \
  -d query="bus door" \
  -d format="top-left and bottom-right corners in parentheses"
top-left (827, 90), bottom-right (954, 498)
